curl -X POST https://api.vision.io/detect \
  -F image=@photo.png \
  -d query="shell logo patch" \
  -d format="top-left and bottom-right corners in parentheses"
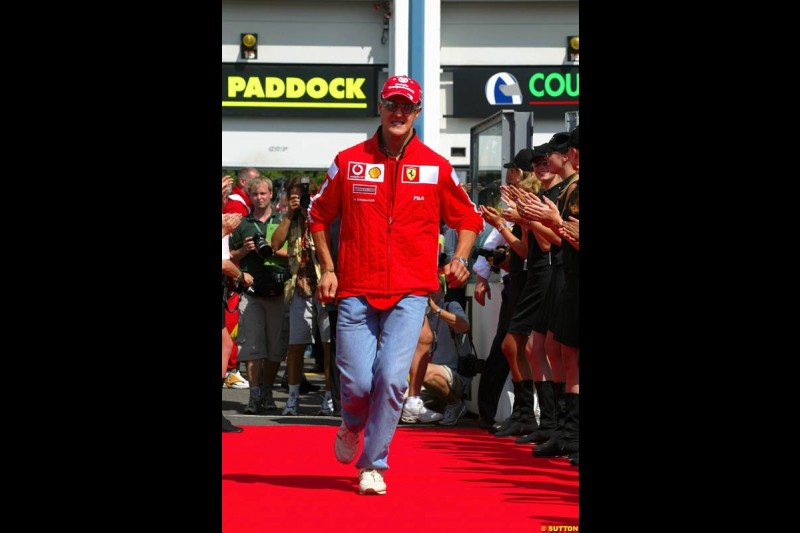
top-left (348, 162), bottom-right (384, 182)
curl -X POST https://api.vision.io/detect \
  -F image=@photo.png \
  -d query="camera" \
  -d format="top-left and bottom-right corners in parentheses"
top-left (299, 176), bottom-right (311, 209)
top-left (457, 353), bottom-right (486, 377)
top-left (232, 277), bottom-right (256, 296)
top-left (473, 245), bottom-right (510, 273)
top-left (251, 232), bottom-right (273, 259)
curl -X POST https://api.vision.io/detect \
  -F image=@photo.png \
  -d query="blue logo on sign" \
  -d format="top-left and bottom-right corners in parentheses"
top-left (485, 72), bottom-right (522, 105)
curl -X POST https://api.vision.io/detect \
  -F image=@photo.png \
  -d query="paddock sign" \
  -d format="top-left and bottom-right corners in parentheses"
top-left (222, 64), bottom-right (380, 117)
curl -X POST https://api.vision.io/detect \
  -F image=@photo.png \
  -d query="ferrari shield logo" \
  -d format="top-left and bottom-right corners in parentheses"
top-left (402, 165), bottom-right (438, 184)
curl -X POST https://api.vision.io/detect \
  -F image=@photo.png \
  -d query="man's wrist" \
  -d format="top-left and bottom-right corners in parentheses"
top-left (452, 256), bottom-right (469, 268)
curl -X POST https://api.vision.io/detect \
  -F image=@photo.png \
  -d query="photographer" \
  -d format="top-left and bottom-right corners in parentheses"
top-left (407, 276), bottom-right (473, 426)
top-left (229, 176), bottom-right (290, 415)
top-left (269, 175), bottom-right (334, 416)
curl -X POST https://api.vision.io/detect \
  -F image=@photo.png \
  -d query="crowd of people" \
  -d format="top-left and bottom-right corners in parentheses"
top-left (221, 74), bottom-right (579, 493)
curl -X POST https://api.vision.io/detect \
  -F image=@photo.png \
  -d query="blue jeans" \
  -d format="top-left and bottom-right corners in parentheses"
top-left (336, 294), bottom-right (427, 470)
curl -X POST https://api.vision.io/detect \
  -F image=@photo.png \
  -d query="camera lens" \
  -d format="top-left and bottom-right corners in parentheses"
top-left (299, 177), bottom-right (311, 209)
top-left (252, 232), bottom-right (273, 259)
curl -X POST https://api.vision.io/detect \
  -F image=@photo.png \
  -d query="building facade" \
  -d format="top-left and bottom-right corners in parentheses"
top-left (222, 0), bottom-right (579, 173)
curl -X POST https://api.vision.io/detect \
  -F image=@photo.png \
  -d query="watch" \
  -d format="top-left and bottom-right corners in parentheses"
top-left (453, 256), bottom-right (469, 269)
top-left (432, 307), bottom-right (442, 318)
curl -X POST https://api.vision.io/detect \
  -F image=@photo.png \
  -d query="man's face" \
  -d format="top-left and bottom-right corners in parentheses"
top-left (249, 183), bottom-right (272, 209)
top-left (379, 97), bottom-right (420, 138)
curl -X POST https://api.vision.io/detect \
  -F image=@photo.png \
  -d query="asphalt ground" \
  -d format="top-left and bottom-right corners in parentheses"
top-left (222, 354), bottom-right (482, 429)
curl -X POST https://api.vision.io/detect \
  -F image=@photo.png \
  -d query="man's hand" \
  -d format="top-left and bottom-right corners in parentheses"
top-left (222, 175), bottom-right (233, 202)
top-left (222, 213), bottom-right (242, 237)
top-left (473, 275), bottom-right (490, 306)
top-left (443, 257), bottom-right (469, 288)
top-left (315, 271), bottom-right (338, 304)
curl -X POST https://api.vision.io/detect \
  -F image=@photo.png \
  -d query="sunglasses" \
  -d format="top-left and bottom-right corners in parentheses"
top-left (381, 99), bottom-right (420, 114)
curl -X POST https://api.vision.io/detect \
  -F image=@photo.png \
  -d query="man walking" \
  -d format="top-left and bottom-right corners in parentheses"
top-left (308, 75), bottom-right (483, 495)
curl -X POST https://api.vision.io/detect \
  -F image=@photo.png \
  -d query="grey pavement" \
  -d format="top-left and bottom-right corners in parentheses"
top-left (222, 354), bottom-right (481, 429)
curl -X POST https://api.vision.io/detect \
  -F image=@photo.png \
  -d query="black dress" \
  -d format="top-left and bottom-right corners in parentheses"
top-left (506, 180), bottom-right (567, 336)
top-left (551, 180), bottom-right (579, 347)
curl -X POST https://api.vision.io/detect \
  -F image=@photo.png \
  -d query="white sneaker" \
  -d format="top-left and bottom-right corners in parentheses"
top-left (318, 391), bottom-right (334, 416)
top-left (282, 391), bottom-right (299, 415)
top-left (223, 369), bottom-right (250, 389)
top-left (358, 468), bottom-right (386, 495)
top-left (401, 396), bottom-right (443, 423)
top-left (334, 422), bottom-right (360, 464)
top-left (439, 399), bottom-right (467, 426)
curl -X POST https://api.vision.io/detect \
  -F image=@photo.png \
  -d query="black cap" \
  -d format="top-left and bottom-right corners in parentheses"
top-left (532, 143), bottom-right (550, 158)
top-left (568, 125), bottom-right (579, 150)
top-left (503, 148), bottom-right (537, 171)
top-left (547, 132), bottom-right (572, 153)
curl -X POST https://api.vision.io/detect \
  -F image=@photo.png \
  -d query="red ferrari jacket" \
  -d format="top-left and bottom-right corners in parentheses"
top-left (308, 128), bottom-right (483, 306)
top-left (223, 184), bottom-right (252, 216)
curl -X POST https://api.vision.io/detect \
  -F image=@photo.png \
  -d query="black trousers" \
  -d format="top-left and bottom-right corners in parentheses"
top-left (476, 273), bottom-right (524, 424)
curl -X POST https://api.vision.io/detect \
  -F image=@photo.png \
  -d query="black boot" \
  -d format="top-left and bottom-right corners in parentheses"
top-left (222, 376), bottom-right (244, 433)
top-left (533, 392), bottom-right (578, 457)
top-left (515, 381), bottom-right (556, 444)
top-left (244, 386), bottom-right (261, 414)
top-left (222, 413), bottom-right (243, 433)
top-left (495, 380), bottom-right (538, 437)
top-left (560, 393), bottom-right (579, 454)
top-left (568, 452), bottom-right (579, 467)
top-left (555, 382), bottom-right (567, 428)
top-left (489, 380), bottom-right (523, 434)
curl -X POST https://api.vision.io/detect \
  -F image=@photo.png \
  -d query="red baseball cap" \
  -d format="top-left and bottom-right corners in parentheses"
top-left (380, 75), bottom-right (422, 104)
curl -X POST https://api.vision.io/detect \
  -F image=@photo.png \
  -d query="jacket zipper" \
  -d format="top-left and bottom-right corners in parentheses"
top-left (386, 156), bottom-right (395, 294)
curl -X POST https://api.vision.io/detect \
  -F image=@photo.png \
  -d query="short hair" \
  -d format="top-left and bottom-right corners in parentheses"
top-left (237, 167), bottom-right (260, 183)
top-left (247, 176), bottom-right (272, 195)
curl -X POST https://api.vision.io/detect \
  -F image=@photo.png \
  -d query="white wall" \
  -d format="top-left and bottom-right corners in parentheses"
top-left (222, 116), bottom-right (378, 169)
top-left (440, 2), bottom-right (578, 65)
top-left (222, 1), bottom-right (389, 64)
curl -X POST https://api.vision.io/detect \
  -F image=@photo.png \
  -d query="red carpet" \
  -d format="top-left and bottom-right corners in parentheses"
top-left (223, 425), bottom-right (579, 532)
